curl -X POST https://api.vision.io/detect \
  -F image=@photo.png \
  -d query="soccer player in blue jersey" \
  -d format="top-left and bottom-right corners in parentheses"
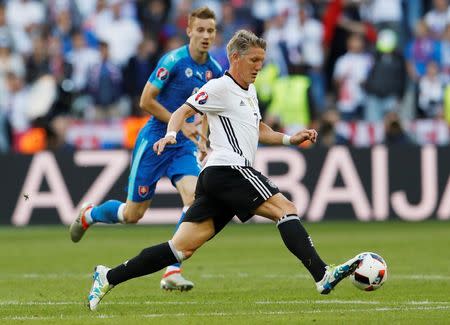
top-left (69, 6), bottom-right (222, 291)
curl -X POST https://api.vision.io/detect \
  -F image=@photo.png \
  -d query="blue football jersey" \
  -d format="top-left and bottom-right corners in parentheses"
top-left (147, 45), bottom-right (223, 146)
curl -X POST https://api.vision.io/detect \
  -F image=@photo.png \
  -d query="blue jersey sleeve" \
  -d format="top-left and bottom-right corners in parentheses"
top-left (148, 52), bottom-right (179, 90)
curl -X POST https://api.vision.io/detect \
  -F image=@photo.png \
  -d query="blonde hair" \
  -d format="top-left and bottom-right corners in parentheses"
top-left (226, 30), bottom-right (266, 60)
top-left (188, 6), bottom-right (216, 27)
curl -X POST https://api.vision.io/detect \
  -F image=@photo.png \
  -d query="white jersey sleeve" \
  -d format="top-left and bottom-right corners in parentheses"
top-left (185, 79), bottom-right (226, 114)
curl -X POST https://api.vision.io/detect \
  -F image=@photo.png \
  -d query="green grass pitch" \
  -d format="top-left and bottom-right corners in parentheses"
top-left (0, 221), bottom-right (449, 324)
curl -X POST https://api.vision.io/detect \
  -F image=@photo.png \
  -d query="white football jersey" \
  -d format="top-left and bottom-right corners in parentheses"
top-left (185, 72), bottom-right (262, 168)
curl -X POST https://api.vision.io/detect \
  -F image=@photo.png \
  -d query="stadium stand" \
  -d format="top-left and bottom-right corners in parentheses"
top-left (0, 0), bottom-right (447, 153)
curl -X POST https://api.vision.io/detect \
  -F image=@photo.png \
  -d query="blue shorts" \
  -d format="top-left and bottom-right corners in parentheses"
top-left (127, 130), bottom-right (201, 202)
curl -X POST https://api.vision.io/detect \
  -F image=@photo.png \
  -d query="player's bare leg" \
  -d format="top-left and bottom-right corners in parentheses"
top-left (122, 199), bottom-right (152, 223)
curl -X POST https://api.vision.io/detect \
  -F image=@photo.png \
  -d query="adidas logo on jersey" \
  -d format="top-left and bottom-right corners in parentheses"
top-left (240, 100), bottom-right (245, 106)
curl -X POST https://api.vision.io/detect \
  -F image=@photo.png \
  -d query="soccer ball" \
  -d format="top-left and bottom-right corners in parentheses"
top-left (350, 252), bottom-right (387, 291)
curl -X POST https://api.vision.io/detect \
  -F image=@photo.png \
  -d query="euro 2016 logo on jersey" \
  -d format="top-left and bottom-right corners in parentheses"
top-left (195, 91), bottom-right (208, 105)
top-left (156, 67), bottom-right (169, 81)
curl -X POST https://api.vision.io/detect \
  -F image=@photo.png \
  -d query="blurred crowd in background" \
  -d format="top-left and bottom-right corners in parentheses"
top-left (1, 0), bottom-right (450, 153)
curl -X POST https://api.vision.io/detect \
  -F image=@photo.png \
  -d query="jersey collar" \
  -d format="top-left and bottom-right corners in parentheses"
top-left (225, 71), bottom-right (248, 91)
top-left (186, 44), bottom-right (210, 66)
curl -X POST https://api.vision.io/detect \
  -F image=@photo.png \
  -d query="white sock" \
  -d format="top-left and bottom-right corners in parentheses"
top-left (84, 207), bottom-right (93, 224)
top-left (117, 203), bottom-right (125, 223)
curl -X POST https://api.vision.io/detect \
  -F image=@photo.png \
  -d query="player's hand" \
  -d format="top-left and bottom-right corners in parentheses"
top-left (290, 129), bottom-right (318, 145)
top-left (153, 136), bottom-right (177, 155)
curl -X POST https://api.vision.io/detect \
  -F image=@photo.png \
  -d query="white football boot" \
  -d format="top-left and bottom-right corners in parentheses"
top-left (316, 254), bottom-right (363, 294)
top-left (160, 271), bottom-right (194, 292)
top-left (88, 265), bottom-right (113, 311)
top-left (70, 203), bottom-right (94, 243)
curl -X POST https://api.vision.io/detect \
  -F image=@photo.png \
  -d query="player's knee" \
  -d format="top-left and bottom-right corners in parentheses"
top-left (272, 200), bottom-right (298, 221)
top-left (169, 240), bottom-right (197, 260)
top-left (284, 201), bottom-right (298, 215)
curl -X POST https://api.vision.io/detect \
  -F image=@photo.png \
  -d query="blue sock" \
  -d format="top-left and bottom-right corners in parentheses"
top-left (91, 200), bottom-right (122, 224)
top-left (174, 211), bottom-right (186, 232)
top-left (170, 210), bottom-right (186, 269)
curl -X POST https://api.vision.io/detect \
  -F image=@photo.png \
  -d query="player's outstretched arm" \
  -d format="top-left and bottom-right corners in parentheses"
top-left (153, 104), bottom-right (198, 155)
top-left (258, 121), bottom-right (318, 146)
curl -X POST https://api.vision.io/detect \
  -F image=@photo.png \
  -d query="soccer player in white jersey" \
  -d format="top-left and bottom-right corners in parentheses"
top-left (86, 30), bottom-right (363, 311)
top-left (71, 7), bottom-right (222, 292)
